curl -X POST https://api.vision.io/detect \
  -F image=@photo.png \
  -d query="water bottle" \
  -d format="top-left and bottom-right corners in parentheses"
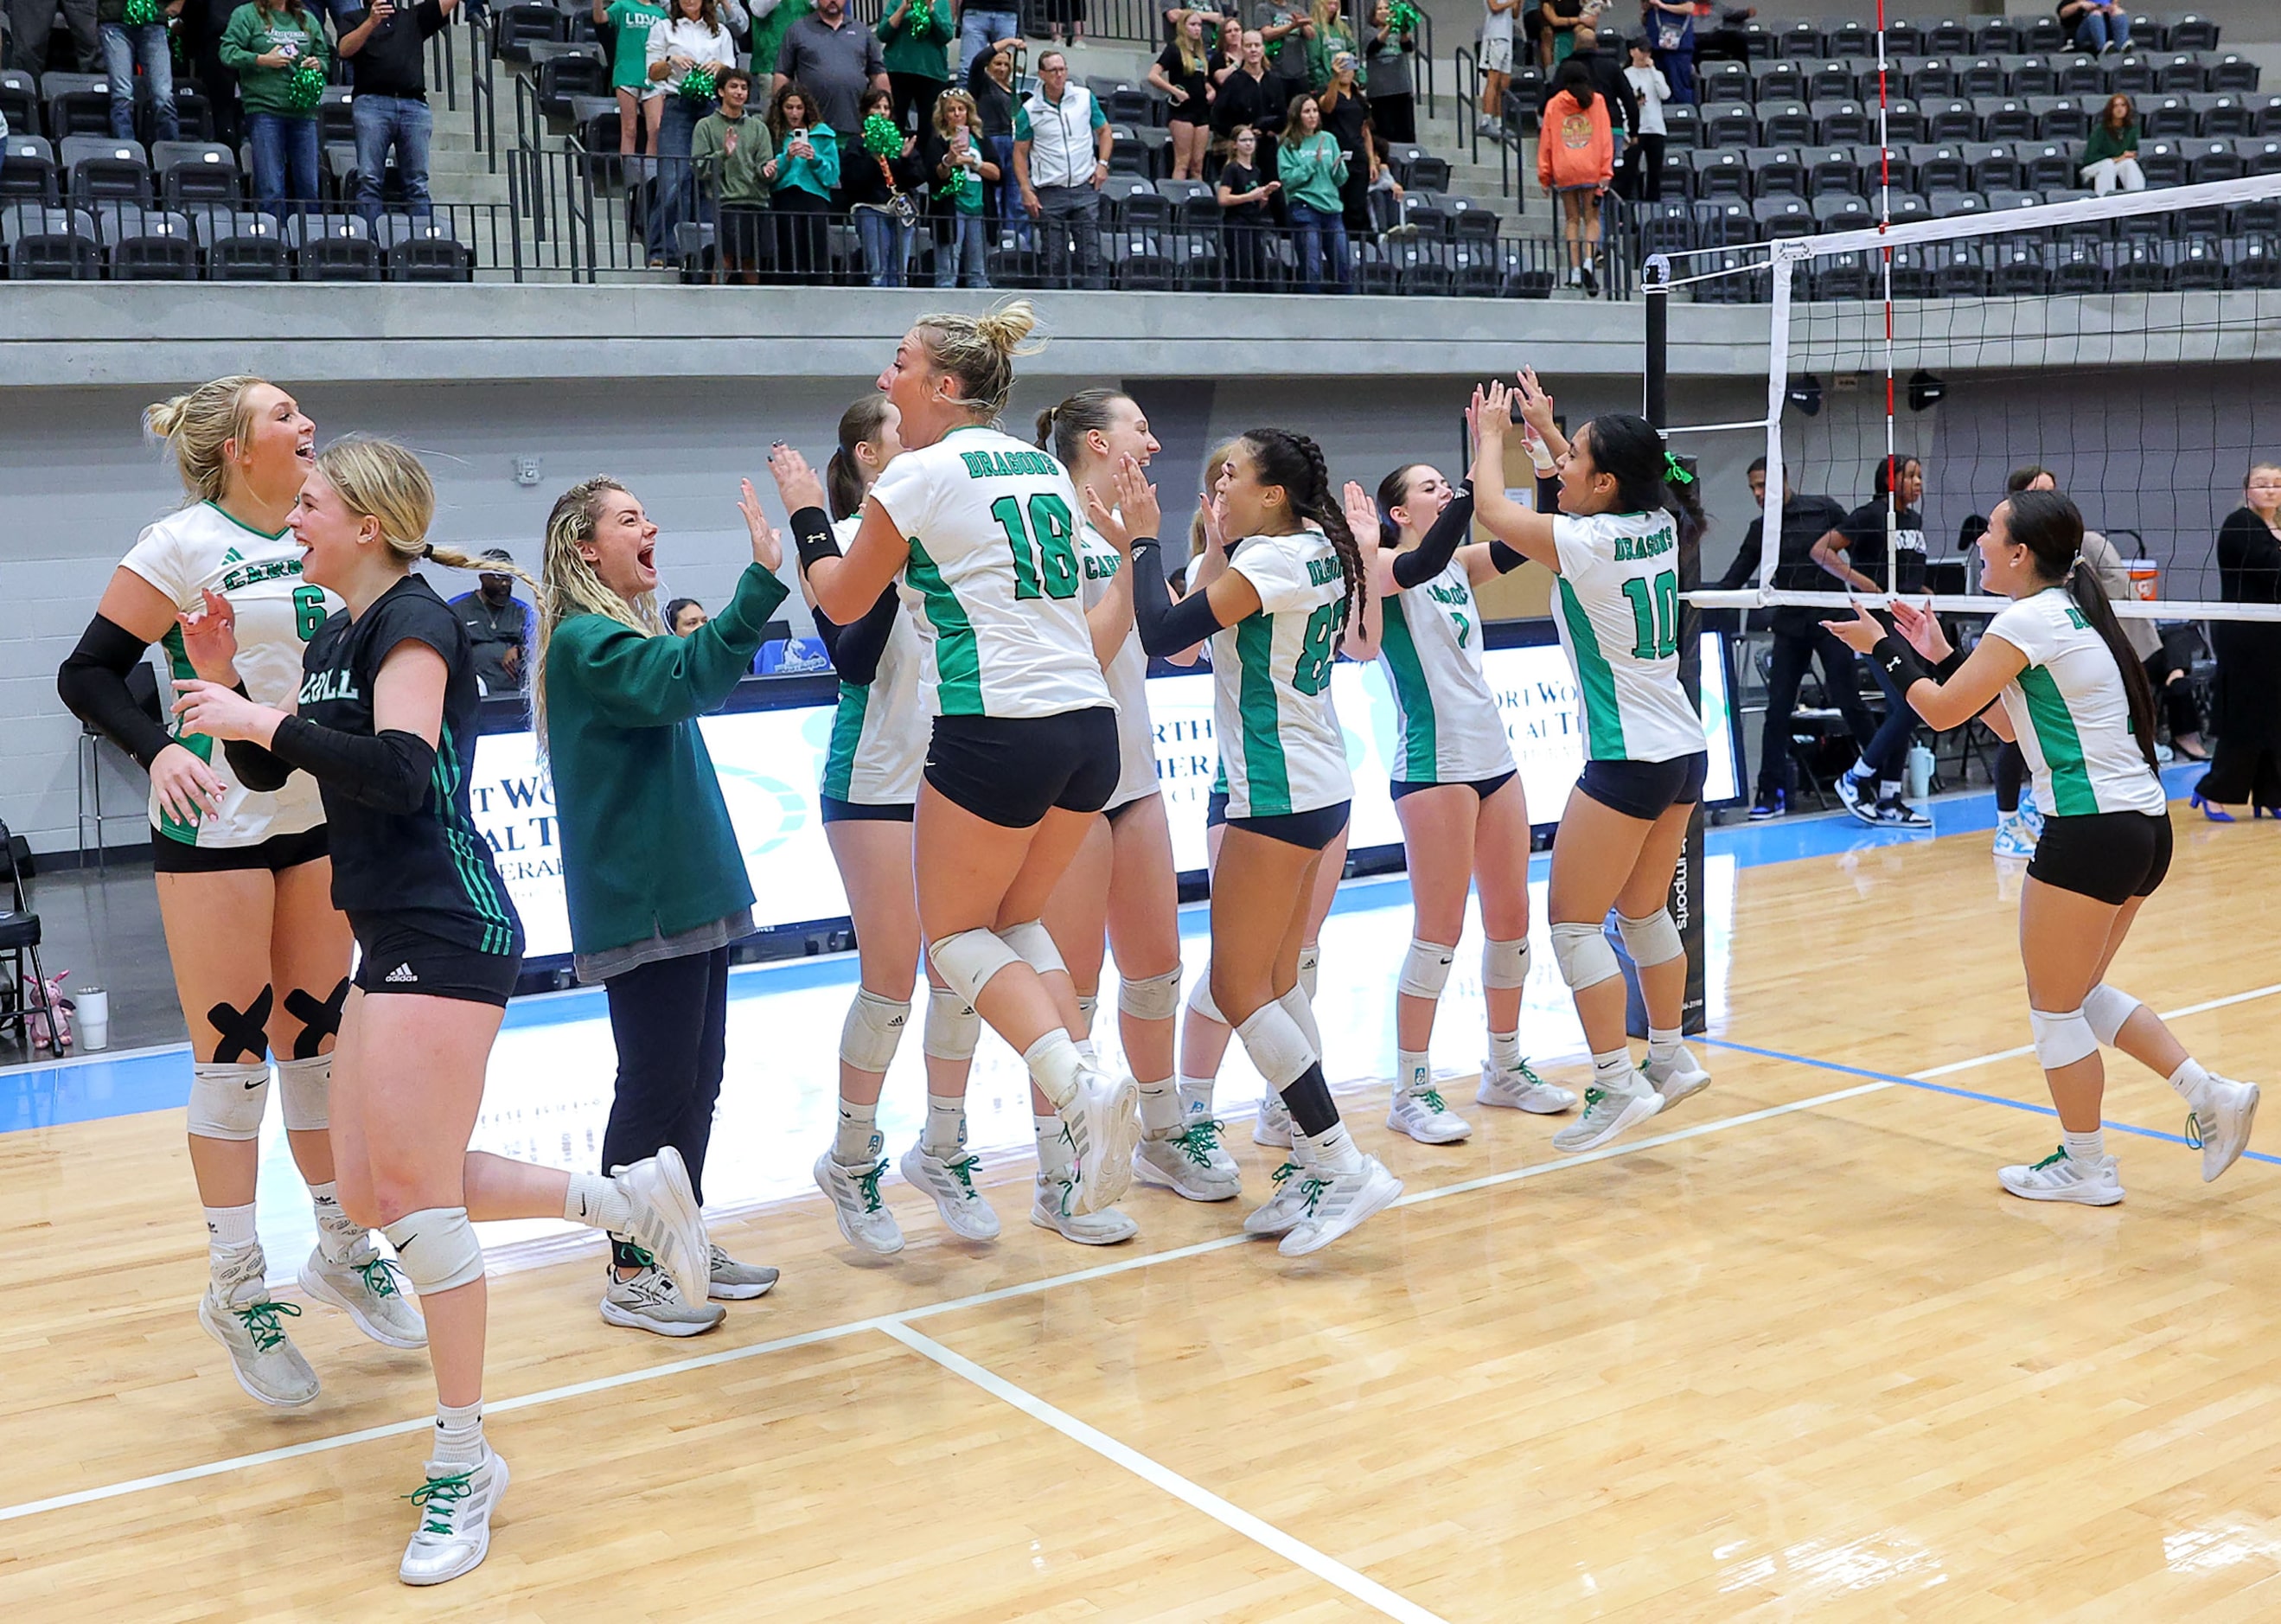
top-left (1907, 742), bottom-right (1934, 802)
top-left (76, 986), bottom-right (109, 1051)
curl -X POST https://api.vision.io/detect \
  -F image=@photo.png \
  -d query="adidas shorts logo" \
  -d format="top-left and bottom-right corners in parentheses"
top-left (384, 963), bottom-right (419, 984)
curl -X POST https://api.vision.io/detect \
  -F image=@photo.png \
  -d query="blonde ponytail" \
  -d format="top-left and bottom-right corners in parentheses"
top-left (912, 298), bottom-right (1044, 419)
top-left (145, 374), bottom-right (270, 504)
top-left (532, 476), bottom-right (659, 752)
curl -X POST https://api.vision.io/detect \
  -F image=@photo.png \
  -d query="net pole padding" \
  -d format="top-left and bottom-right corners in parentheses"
top-left (1760, 254), bottom-right (1794, 594)
top-left (1774, 172), bottom-right (2281, 265)
top-left (1684, 587), bottom-right (2281, 623)
top-left (1643, 253), bottom-right (1671, 431)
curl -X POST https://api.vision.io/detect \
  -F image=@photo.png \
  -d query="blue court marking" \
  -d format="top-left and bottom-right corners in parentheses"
top-left (1700, 1034), bottom-right (2281, 1167)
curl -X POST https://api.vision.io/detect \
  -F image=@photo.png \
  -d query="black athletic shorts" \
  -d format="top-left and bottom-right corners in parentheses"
top-left (351, 914), bottom-right (521, 1007)
top-left (924, 707), bottom-right (1121, 828)
top-left (1205, 789), bottom-right (1229, 829)
top-left (820, 795), bottom-right (915, 825)
top-left (2028, 809), bottom-right (2174, 906)
top-left (151, 822), bottom-right (329, 874)
top-left (1224, 801), bottom-right (1351, 852)
top-left (1390, 770), bottom-right (1517, 803)
top-left (1105, 789), bottom-right (1160, 824)
top-left (1575, 753), bottom-right (1709, 821)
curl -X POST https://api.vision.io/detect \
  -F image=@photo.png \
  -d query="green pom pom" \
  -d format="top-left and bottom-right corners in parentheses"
top-left (123, 0), bottom-right (161, 25)
top-left (861, 112), bottom-right (904, 158)
top-left (945, 165), bottom-right (976, 203)
top-left (284, 55), bottom-right (328, 112)
top-left (680, 64), bottom-right (717, 102)
top-left (1388, 1), bottom-right (1418, 32)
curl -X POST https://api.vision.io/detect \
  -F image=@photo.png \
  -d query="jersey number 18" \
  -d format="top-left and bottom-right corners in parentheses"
top-left (990, 493), bottom-right (1080, 601)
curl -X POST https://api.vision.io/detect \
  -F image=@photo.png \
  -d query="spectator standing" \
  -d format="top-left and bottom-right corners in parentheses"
top-left (1618, 36), bottom-right (1667, 200)
top-left (180, 0), bottom-right (244, 146)
top-left (339, 0), bottom-right (455, 224)
top-left (923, 86), bottom-right (994, 288)
top-left (954, 0), bottom-right (1016, 78)
top-left (646, 0), bottom-right (738, 267)
top-left (2193, 463), bottom-right (2281, 819)
top-left (1261, 0), bottom-right (1311, 106)
top-left (600, 0), bottom-right (668, 174)
top-left (744, 0), bottom-right (807, 82)
top-left (2080, 93), bottom-right (2144, 195)
top-left (693, 66), bottom-right (774, 281)
top-left (1211, 28), bottom-right (1283, 183)
top-left (1300, 0), bottom-right (1358, 94)
top-left (450, 548), bottom-right (534, 697)
top-left (1540, 0), bottom-right (1583, 64)
top-left (843, 82), bottom-right (921, 285)
top-left (97, 0), bottom-right (180, 144)
top-left (10, 0), bottom-right (99, 72)
top-left (771, 0), bottom-right (887, 142)
top-left (1809, 455), bottom-right (1933, 828)
top-left (221, 0), bottom-right (329, 221)
top-left (764, 80), bottom-right (837, 278)
top-left (2057, 0), bottom-right (2130, 54)
top-left (1479, 0), bottom-right (1514, 137)
top-left (665, 597), bottom-right (709, 634)
top-left (1566, 21), bottom-right (1637, 144)
top-left (1041, 0), bottom-right (1078, 48)
top-left (1013, 48), bottom-right (1110, 290)
top-left (1318, 52), bottom-right (1390, 235)
top-left (964, 37), bottom-right (1019, 240)
top-left (1644, 0), bottom-right (1693, 103)
top-left (1215, 120), bottom-right (1275, 288)
top-left (1537, 56), bottom-right (1612, 293)
top-left (875, 0), bottom-right (949, 137)
top-left (1147, 9), bottom-right (1213, 182)
top-left (1279, 92), bottom-right (1348, 292)
top-left (1364, 0), bottom-right (1415, 145)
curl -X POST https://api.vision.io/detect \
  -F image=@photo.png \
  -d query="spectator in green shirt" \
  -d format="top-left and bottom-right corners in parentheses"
top-left (875, 0), bottom-right (951, 136)
top-left (766, 80), bottom-right (840, 278)
top-left (220, 0), bottom-right (329, 219)
top-left (597, 0), bottom-right (668, 169)
top-left (693, 67), bottom-right (776, 281)
top-left (1279, 91), bottom-right (1349, 291)
top-left (923, 86), bottom-right (994, 287)
top-left (746, 0), bottom-right (809, 83)
top-left (1301, 0), bottom-right (1360, 92)
top-left (2080, 93), bottom-right (2145, 195)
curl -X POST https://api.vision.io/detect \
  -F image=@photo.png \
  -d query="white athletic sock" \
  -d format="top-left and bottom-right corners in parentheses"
top-left (1136, 1078), bottom-right (1183, 1135)
top-left (1176, 1071), bottom-right (1216, 1122)
top-left (2169, 1058), bottom-right (2212, 1105)
top-left (1024, 1030), bottom-right (1088, 1111)
top-left (1879, 780), bottom-right (1903, 801)
top-left (1591, 1048), bottom-right (1635, 1092)
top-left (1396, 1049), bottom-right (1432, 1100)
top-left (1647, 1026), bottom-right (1684, 1067)
top-left (563, 1171), bottom-right (635, 1232)
top-left (1075, 994), bottom-right (1098, 1037)
top-left (205, 1204), bottom-right (261, 1286)
top-left (2063, 1128), bottom-right (2107, 1163)
top-left (431, 1397), bottom-right (488, 1469)
top-left (1287, 1126), bottom-right (1318, 1171)
top-left (1296, 945), bottom-right (1320, 1001)
top-left (833, 1096), bottom-right (883, 1166)
top-left (306, 1181), bottom-right (367, 1265)
top-left (1310, 1122), bottom-right (1364, 1175)
top-left (1487, 1030), bottom-right (1523, 1074)
top-left (1074, 1038), bottom-right (1100, 1067)
top-left (1033, 1113), bottom-right (1076, 1183)
top-left (921, 1095), bottom-right (967, 1157)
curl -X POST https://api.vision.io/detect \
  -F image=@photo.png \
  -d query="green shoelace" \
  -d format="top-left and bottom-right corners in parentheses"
top-left (942, 1153), bottom-right (982, 1196)
top-left (2185, 1113), bottom-right (2207, 1149)
top-left (1294, 1175), bottom-right (1332, 1216)
top-left (232, 1297), bottom-right (303, 1352)
top-left (2029, 1146), bottom-right (2073, 1172)
top-left (1268, 1160), bottom-right (1300, 1190)
top-left (853, 1160), bottom-right (887, 1212)
top-left (1173, 1118), bottom-right (1226, 1168)
top-left (1409, 1086), bottom-right (1452, 1115)
top-left (356, 1256), bottom-right (407, 1301)
top-left (1508, 1058), bottom-right (1546, 1089)
top-left (406, 1470), bottom-right (475, 1536)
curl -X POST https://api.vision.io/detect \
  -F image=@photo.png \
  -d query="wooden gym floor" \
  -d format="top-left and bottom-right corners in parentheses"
top-left (3, 808), bottom-right (2279, 1621)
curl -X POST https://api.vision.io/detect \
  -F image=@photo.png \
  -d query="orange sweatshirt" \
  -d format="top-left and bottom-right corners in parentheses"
top-left (1537, 88), bottom-right (1614, 190)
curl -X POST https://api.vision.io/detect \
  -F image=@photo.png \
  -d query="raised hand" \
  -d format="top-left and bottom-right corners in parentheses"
top-left (1475, 380), bottom-right (1512, 442)
top-left (738, 478), bottom-right (784, 571)
top-left (1341, 479), bottom-right (1378, 541)
top-left (170, 678), bottom-right (272, 743)
top-left (1106, 453), bottom-right (1161, 545)
top-left (1512, 367), bottom-right (1559, 438)
top-left (1819, 600), bottom-right (1886, 654)
top-left (765, 441), bottom-right (827, 516)
top-left (176, 586), bottom-right (240, 683)
top-left (1889, 597), bottom-right (1953, 662)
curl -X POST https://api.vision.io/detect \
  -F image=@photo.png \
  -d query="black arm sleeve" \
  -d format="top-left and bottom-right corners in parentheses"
top-left (1131, 539), bottom-right (1227, 656)
top-left (815, 585), bottom-right (900, 685)
top-left (1390, 483), bottom-right (1477, 591)
top-left (1486, 540), bottom-right (1528, 574)
top-left (1870, 635), bottom-right (1932, 697)
top-left (56, 614), bottom-right (175, 770)
top-left (222, 735), bottom-right (295, 793)
top-left (789, 505), bottom-right (841, 574)
top-left (264, 714), bottom-right (438, 815)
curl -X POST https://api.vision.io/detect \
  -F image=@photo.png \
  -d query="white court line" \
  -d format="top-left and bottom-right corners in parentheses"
top-left (880, 1320), bottom-right (1453, 1624)
top-left (1909, 980), bottom-right (2281, 1081)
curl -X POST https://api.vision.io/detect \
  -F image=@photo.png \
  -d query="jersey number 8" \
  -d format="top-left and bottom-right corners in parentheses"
top-left (990, 493), bottom-right (1081, 602)
top-left (1620, 569), bottom-right (1681, 662)
top-left (1293, 600), bottom-right (1340, 694)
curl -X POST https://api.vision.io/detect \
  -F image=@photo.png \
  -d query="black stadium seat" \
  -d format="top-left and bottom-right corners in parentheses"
top-left (0, 68), bottom-right (37, 137)
top-left (153, 141), bottom-right (240, 208)
top-left (42, 72), bottom-right (112, 138)
top-left (0, 134), bottom-right (58, 203)
top-left (2, 202), bottom-right (99, 277)
top-left (60, 136), bottom-right (151, 204)
top-left (378, 215), bottom-right (475, 282)
top-left (98, 203), bottom-right (197, 279)
top-left (194, 208), bottom-right (286, 279)
top-left (287, 213), bottom-right (381, 280)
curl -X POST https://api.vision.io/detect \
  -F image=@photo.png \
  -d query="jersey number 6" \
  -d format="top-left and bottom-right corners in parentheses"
top-left (990, 493), bottom-right (1081, 602)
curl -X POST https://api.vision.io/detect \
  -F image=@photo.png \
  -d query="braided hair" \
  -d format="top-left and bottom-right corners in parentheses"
top-left (1239, 428), bottom-right (1367, 634)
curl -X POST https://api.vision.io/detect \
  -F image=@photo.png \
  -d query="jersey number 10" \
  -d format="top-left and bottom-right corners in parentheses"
top-left (1620, 569), bottom-right (1681, 661)
top-left (990, 493), bottom-right (1081, 602)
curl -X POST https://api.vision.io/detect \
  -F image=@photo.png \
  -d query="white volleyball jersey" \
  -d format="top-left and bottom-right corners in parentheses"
top-left (821, 515), bottom-right (929, 806)
top-left (1985, 587), bottom-right (2167, 818)
top-left (1211, 529), bottom-right (1354, 819)
top-left (1077, 521), bottom-right (1159, 807)
top-left (118, 501), bottom-right (332, 848)
top-left (1378, 557), bottom-right (1515, 784)
top-left (1549, 508), bottom-right (1703, 764)
top-left (870, 427), bottom-right (1114, 719)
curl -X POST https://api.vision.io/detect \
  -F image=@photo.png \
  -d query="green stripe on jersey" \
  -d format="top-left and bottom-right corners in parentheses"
top-left (822, 681), bottom-right (869, 802)
top-left (904, 537), bottom-right (982, 715)
top-left (1234, 613), bottom-right (1291, 816)
top-left (156, 625), bottom-right (213, 845)
top-left (1377, 598), bottom-right (1440, 782)
top-left (1556, 578), bottom-right (1627, 760)
top-left (2016, 665), bottom-right (2099, 815)
top-left (434, 721), bottom-right (515, 954)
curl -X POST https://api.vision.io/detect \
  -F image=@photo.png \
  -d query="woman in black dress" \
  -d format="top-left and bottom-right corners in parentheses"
top-left (2193, 462), bottom-right (2281, 819)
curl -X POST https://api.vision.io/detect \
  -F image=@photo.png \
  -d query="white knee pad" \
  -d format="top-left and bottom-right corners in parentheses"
top-left (1185, 967), bottom-right (1226, 1026)
top-left (923, 986), bottom-right (981, 1061)
top-left (1397, 939), bottom-right (1458, 1001)
top-left (1234, 1002), bottom-right (1316, 1090)
top-left (273, 1055), bottom-right (330, 1133)
top-left (1549, 921), bottom-right (1623, 992)
top-left (929, 927), bottom-right (1022, 1006)
top-left (1276, 984), bottom-right (1321, 1052)
top-left (1615, 907), bottom-right (1685, 969)
top-left (2083, 983), bottom-right (2142, 1048)
top-left (840, 989), bottom-right (912, 1073)
top-left (2029, 1007), bottom-right (2100, 1071)
top-left (1296, 943), bottom-right (1320, 1001)
top-left (187, 1061), bottom-right (270, 1141)
top-left (999, 919), bottom-right (1068, 979)
top-left (1482, 937), bottom-right (1531, 990)
top-left (1117, 965), bottom-right (1183, 1022)
top-left (382, 1205), bottom-right (485, 1295)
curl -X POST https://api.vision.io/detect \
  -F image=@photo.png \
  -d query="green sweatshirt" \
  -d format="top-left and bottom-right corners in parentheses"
top-left (219, 3), bottom-right (330, 119)
top-left (693, 107), bottom-right (776, 206)
top-left (542, 563), bottom-right (789, 956)
top-left (1280, 131), bottom-right (1346, 212)
top-left (2081, 120), bottom-right (2141, 165)
top-left (875, 0), bottom-right (952, 80)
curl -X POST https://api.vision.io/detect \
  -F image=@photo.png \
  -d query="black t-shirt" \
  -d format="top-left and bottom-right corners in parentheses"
top-left (1321, 91), bottom-right (1369, 163)
top-left (1837, 499), bottom-right (1926, 592)
top-left (965, 54), bottom-right (1015, 139)
top-left (1211, 67), bottom-right (1283, 141)
top-left (1219, 159), bottom-right (1264, 221)
top-left (343, 0), bottom-right (447, 99)
top-left (1727, 494), bottom-right (1849, 592)
top-left (1156, 43), bottom-right (1211, 118)
top-left (298, 574), bottom-right (520, 954)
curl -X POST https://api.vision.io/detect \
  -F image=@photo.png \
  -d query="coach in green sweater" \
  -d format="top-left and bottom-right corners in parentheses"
top-left (534, 471), bottom-right (791, 1333)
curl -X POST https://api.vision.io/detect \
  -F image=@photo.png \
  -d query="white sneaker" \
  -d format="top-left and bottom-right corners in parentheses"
top-left (2019, 798), bottom-right (2045, 839)
top-left (1836, 768), bottom-right (1875, 824)
top-left (1134, 1118), bottom-right (1243, 1201)
top-left (1059, 1069), bottom-right (1140, 1216)
top-left (1997, 1146), bottom-right (2124, 1205)
top-left (1476, 1058), bottom-right (1576, 1114)
top-left (1252, 1090), bottom-right (1294, 1148)
top-left (707, 1243), bottom-right (779, 1300)
top-left (199, 1247), bottom-right (319, 1408)
top-left (1277, 1154), bottom-right (1405, 1257)
top-left (1645, 1045), bottom-right (1711, 1111)
top-left (814, 1150), bottom-right (905, 1255)
top-left (900, 1143), bottom-right (1003, 1240)
top-left (608, 1148), bottom-right (710, 1307)
top-left (599, 1254), bottom-right (726, 1337)
top-left (2187, 1075), bottom-right (2261, 1183)
top-left (1030, 1176), bottom-right (1137, 1245)
top-left (299, 1244), bottom-right (427, 1349)
top-left (1549, 1077), bottom-right (1663, 1154)
top-left (399, 1450), bottom-right (510, 1586)
top-left (1387, 1082), bottom-right (1472, 1144)
top-left (1992, 810), bottom-right (2038, 859)
top-left (1241, 1160), bottom-right (1312, 1237)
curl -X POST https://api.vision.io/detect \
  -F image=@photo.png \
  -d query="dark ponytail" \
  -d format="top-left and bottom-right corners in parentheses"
top-left (1035, 387), bottom-right (1127, 469)
top-left (1242, 427), bottom-right (1367, 634)
top-left (2003, 489), bottom-right (2161, 773)
top-left (1374, 463), bottom-right (1428, 551)
top-left (827, 395), bottom-right (896, 524)
top-left (1578, 410), bottom-right (1703, 560)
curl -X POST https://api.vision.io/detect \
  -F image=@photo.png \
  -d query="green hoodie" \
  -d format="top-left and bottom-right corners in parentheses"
top-left (874, 0), bottom-right (952, 81)
top-left (220, 2), bottom-right (330, 120)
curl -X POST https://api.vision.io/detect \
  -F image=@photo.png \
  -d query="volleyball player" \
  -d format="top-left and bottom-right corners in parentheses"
top-left (1038, 390), bottom-right (1232, 1206)
top-left (1109, 433), bottom-right (1406, 1256)
top-left (792, 402), bottom-right (998, 1253)
top-left (1344, 464), bottom-right (1577, 1141)
top-left (532, 469), bottom-right (792, 1334)
top-left (1824, 489), bottom-right (2261, 1203)
top-left (169, 439), bottom-right (712, 1584)
top-left (802, 303), bottom-right (1140, 1223)
top-left (55, 377), bottom-right (417, 1410)
top-left (1469, 374), bottom-right (1713, 1153)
